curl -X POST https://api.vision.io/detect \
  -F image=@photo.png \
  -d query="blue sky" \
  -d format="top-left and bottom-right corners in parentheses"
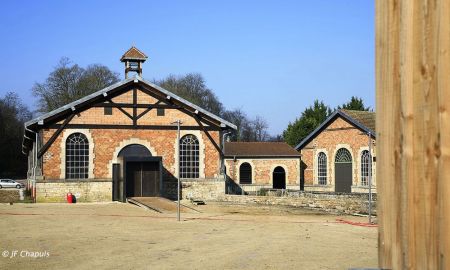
top-left (0, 0), bottom-right (374, 135)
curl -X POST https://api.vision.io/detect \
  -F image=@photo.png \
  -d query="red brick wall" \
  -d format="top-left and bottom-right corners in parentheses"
top-left (42, 129), bottom-right (221, 180)
top-left (40, 88), bottom-right (222, 180)
top-left (225, 158), bottom-right (300, 186)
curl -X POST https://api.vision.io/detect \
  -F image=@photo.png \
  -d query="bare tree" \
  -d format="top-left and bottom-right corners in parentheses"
top-left (32, 58), bottom-right (119, 112)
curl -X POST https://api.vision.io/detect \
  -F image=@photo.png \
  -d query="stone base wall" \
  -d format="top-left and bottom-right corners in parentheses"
top-left (181, 179), bottom-right (225, 200)
top-left (240, 184), bottom-right (300, 192)
top-left (215, 192), bottom-right (377, 215)
top-left (304, 185), bottom-right (377, 194)
top-left (0, 190), bottom-right (21, 203)
top-left (36, 180), bottom-right (112, 202)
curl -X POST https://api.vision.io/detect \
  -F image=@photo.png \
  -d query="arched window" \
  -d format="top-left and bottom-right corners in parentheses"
top-left (361, 150), bottom-right (372, 186)
top-left (66, 133), bottom-right (89, 179)
top-left (239, 163), bottom-right (252, 184)
top-left (180, 134), bottom-right (199, 178)
top-left (317, 152), bottom-right (327, 185)
top-left (335, 148), bottom-right (352, 163)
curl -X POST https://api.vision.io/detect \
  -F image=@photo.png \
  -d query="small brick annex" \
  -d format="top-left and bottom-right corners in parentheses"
top-left (296, 110), bottom-right (376, 193)
top-left (224, 142), bottom-right (301, 193)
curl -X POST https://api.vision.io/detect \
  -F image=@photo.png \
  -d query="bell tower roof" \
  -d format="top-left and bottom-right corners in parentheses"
top-left (120, 46), bottom-right (148, 61)
top-left (120, 46), bottom-right (148, 79)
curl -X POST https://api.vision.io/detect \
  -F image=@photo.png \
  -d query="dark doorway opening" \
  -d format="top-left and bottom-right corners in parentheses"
top-left (334, 148), bottom-right (353, 193)
top-left (273, 166), bottom-right (286, 189)
top-left (112, 144), bottom-right (162, 202)
top-left (125, 161), bottom-right (160, 197)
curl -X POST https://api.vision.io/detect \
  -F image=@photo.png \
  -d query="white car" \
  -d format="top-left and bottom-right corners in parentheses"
top-left (0, 179), bottom-right (25, 189)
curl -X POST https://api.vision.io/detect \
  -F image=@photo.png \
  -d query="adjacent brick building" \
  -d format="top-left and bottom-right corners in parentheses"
top-left (295, 110), bottom-right (376, 193)
top-left (23, 47), bottom-right (237, 202)
top-left (224, 142), bottom-right (301, 193)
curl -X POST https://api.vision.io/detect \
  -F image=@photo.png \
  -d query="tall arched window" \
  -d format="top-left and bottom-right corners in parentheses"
top-left (361, 150), bottom-right (372, 186)
top-left (239, 163), bottom-right (252, 184)
top-left (180, 134), bottom-right (199, 178)
top-left (317, 152), bottom-right (327, 185)
top-left (66, 133), bottom-right (89, 179)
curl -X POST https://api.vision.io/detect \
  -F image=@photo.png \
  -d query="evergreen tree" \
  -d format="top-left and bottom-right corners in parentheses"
top-left (337, 96), bottom-right (371, 111)
top-left (282, 100), bottom-right (332, 146)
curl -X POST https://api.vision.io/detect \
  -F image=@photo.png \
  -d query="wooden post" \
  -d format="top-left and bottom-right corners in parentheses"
top-left (376, 0), bottom-right (449, 269)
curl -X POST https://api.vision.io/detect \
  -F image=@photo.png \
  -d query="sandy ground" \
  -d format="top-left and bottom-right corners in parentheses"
top-left (0, 202), bottom-right (377, 270)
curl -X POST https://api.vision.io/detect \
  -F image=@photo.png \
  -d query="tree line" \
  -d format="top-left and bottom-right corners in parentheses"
top-left (0, 57), bottom-right (370, 178)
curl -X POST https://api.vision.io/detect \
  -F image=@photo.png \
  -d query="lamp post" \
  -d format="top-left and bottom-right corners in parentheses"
top-left (221, 132), bottom-right (232, 176)
top-left (368, 131), bottom-right (373, 224)
top-left (221, 132), bottom-right (232, 194)
top-left (172, 120), bottom-right (182, 221)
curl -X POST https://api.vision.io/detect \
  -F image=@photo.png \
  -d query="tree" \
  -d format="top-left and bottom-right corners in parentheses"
top-left (0, 92), bottom-right (32, 178)
top-left (154, 73), bottom-right (224, 116)
top-left (32, 58), bottom-right (120, 112)
top-left (221, 109), bottom-right (270, 142)
top-left (156, 74), bottom-right (270, 142)
top-left (251, 116), bottom-right (269, 142)
top-left (221, 108), bottom-right (249, 141)
top-left (337, 96), bottom-right (371, 111)
top-left (283, 100), bottom-right (332, 146)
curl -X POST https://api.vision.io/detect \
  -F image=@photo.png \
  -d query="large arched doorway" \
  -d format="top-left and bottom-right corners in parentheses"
top-left (272, 166), bottom-right (286, 189)
top-left (112, 144), bottom-right (162, 201)
top-left (334, 148), bottom-right (352, 193)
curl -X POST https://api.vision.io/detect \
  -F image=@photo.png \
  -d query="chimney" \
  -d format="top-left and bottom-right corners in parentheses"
top-left (120, 46), bottom-right (148, 79)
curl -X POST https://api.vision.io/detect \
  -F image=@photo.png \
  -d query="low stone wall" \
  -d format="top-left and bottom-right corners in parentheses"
top-left (36, 180), bottom-right (112, 202)
top-left (0, 190), bottom-right (21, 203)
top-left (181, 179), bottom-right (225, 200)
top-left (216, 192), bottom-right (377, 215)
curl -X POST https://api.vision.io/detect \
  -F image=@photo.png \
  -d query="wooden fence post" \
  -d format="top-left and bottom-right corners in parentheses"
top-left (376, 0), bottom-right (449, 269)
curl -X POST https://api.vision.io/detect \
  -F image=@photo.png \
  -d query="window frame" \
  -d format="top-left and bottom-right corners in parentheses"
top-left (360, 150), bottom-right (372, 186)
top-left (179, 134), bottom-right (200, 179)
top-left (317, 152), bottom-right (327, 185)
top-left (65, 133), bottom-right (89, 180)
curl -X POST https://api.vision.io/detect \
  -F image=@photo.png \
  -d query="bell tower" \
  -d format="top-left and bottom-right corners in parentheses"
top-left (120, 46), bottom-right (148, 79)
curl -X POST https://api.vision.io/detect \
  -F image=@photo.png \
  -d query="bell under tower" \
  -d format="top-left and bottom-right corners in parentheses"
top-left (120, 46), bottom-right (148, 79)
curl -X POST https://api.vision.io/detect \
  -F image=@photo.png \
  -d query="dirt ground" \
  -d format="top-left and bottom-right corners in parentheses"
top-left (0, 201), bottom-right (377, 270)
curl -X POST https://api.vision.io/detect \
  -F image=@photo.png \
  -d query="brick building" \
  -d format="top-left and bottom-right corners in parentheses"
top-left (224, 142), bottom-right (301, 193)
top-left (22, 47), bottom-right (237, 202)
top-left (295, 110), bottom-right (376, 193)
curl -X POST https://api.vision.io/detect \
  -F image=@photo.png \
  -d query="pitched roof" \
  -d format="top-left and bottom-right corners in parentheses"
top-left (120, 46), bottom-right (148, 61)
top-left (23, 75), bottom-right (237, 152)
top-left (340, 110), bottom-right (376, 132)
top-left (295, 109), bottom-right (376, 150)
top-left (25, 76), bottom-right (236, 129)
top-left (224, 142), bottom-right (300, 157)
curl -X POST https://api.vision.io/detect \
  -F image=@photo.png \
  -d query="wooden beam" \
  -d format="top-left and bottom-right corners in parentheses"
top-left (48, 123), bottom-right (220, 131)
top-left (133, 89), bottom-right (137, 127)
top-left (93, 103), bottom-right (173, 109)
top-left (194, 116), bottom-right (223, 157)
top-left (138, 83), bottom-right (223, 128)
top-left (107, 99), bottom-right (133, 120)
top-left (37, 114), bottom-right (75, 158)
top-left (136, 101), bottom-right (161, 120)
top-left (376, 0), bottom-right (449, 269)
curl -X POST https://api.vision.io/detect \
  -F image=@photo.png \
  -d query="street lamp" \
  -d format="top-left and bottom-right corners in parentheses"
top-left (222, 132), bottom-right (232, 175)
top-left (368, 131), bottom-right (373, 224)
top-left (172, 120), bottom-right (182, 221)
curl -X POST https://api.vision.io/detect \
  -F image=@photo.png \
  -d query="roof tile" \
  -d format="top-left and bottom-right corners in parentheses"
top-left (120, 46), bottom-right (148, 61)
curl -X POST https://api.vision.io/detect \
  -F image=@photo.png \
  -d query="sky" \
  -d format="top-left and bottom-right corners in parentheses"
top-left (0, 0), bottom-right (374, 136)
